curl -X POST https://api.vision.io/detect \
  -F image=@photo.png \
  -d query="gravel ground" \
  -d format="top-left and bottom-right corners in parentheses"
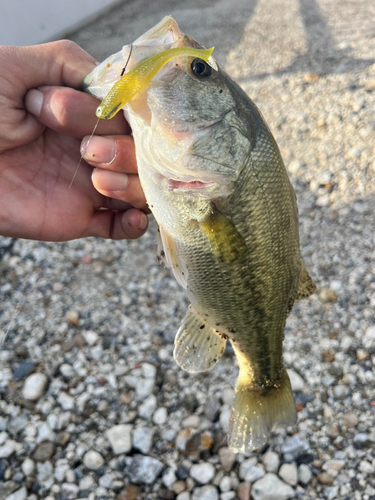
top-left (1, 0), bottom-right (375, 499)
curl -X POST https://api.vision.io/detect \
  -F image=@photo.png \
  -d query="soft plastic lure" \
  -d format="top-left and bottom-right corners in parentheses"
top-left (96, 47), bottom-right (216, 120)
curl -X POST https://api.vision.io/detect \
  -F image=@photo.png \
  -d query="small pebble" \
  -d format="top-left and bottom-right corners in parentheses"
top-left (342, 412), bottom-right (358, 428)
top-left (127, 455), bottom-right (164, 484)
top-left (318, 472), bottom-right (334, 485)
top-left (278, 463), bottom-right (298, 486)
top-left (5, 487), bottom-right (27, 500)
top-left (33, 441), bottom-right (55, 462)
top-left (67, 310), bottom-right (79, 325)
top-left (192, 485), bottom-right (218, 500)
top-left (298, 464), bottom-right (312, 485)
top-left (218, 447), bottom-right (236, 472)
top-left (13, 360), bottom-right (36, 381)
top-left (83, 450), bottom-right (105, 470)
top-left (153, 407), bottom-right (168, 425)
top-left (132, 426), bottom-right (154, 454)
top-left (177, 493), bottom-right (191, 500)
top-left (244, 464), bottom-right (265, 483)
top-left (21, 457), bottom-right (35, 476)
top-left (251, 473), bottom-right (295, 500)
top-left (262, 451), bottom-right (280, 473)
top-left (22, 373), bottom-right (48, 400)
top-left (116, 485), bottom-right (142, 500)
top-left (237, 482), bottom-right (251, 500)
top-left (190, 463), bottom-right (215, 485)
top-left (107, 425), bottom-right (132, 455)
top-left (287, 369), bottom-right (305, 392)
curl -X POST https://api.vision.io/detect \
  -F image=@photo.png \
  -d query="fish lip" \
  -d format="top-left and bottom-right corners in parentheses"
top-left (167, 178), bottom-right (216, 192)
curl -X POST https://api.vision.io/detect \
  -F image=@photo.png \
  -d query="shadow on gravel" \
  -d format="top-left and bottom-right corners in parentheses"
top-left (251, 0), bottom-right (375, 79)
top-left (0, 238), bottom-right (17, 261)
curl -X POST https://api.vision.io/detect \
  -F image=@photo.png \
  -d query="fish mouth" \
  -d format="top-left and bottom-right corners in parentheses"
top-left (167, 179), bottom-right (216, 192)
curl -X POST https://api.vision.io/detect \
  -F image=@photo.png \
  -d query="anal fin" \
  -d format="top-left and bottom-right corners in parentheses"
top-left (296, 262), bottom-right (316, 301)
top-left (174, 305), bottom-right (227, 373)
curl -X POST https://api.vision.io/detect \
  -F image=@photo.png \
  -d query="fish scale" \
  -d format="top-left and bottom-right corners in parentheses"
top-left (84, 15), bottom-right (316, 453)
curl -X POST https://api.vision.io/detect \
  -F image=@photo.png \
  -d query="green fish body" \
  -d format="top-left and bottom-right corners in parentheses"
top-left (84, 16), bottom-right (316, 453)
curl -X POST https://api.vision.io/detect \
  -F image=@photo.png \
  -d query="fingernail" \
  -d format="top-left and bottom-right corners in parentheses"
top-left (81, 136), bottom-right (116, 164)
top-left (25, 89), bottom-right (44, 117)
top-left (93, 169), bottom-right (129, 191)
top-left (138, 213), bottom-right (148, 230)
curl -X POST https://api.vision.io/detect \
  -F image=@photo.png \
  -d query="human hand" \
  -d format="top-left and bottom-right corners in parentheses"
top-left (0, 41), bottom-right (148, 242)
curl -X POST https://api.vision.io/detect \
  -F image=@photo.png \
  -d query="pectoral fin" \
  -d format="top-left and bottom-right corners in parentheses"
top-left (157, 224), bottom-right (188, 289)
top-left (174, 305), bottom-right (227, 373)
top-left (199, 204), bottom-right (247, 263)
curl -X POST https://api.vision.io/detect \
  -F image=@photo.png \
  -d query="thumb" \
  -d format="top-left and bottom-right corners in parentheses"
top-left (0, 41), bottom-right (97, 151)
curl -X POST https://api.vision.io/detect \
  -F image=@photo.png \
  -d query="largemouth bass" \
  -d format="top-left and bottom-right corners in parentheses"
top-left (83, 16), bottom-right (316, 453)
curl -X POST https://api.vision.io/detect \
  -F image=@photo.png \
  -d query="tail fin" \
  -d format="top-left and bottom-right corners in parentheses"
top-left (227, 368), bottom-right (296, 453)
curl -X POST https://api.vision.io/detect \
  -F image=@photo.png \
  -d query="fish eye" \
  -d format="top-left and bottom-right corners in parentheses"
top-left (191, 58), bottom-right (212, 78)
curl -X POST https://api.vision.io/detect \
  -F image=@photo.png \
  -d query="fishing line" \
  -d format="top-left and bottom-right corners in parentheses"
top-left (69, 45), bottom-right (133, 189)
top-left (121, 44), bottom-right (133, 77)
top-left (69, 117), bottom-right (100, 189)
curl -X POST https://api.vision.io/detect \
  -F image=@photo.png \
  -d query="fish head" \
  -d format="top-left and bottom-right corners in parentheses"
top-left (84, 16), bottom-right (251, 198)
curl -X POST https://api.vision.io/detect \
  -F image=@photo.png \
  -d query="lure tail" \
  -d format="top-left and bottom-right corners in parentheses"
top-left (227, 368), bottom-right (296, 453)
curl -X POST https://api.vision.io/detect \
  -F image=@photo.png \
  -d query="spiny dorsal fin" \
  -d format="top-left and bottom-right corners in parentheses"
top-left (296, 262), bottom-right (316, 301)
top-left (174, 305), bottom-right (227, 373)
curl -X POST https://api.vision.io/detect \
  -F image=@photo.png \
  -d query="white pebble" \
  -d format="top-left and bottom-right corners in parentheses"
top-left (177, 493), bottom-right (191, 500)
top-left (219, 476), bottom-right (231, 492)
top-left (192, 485), bottom-right (218, 500)
top-left (239, 457), bottom-right (258, 479)
top-left (22, 373), bottom-right (48, 401)
top-left (182, 415), bottom-right (200, 428)
top-left (5, 487), bottom-right (27, 500)
top-left (262, 451), bottom-right (280, 473)
top-left (139, 395), bottom-right (157, 419)
top-left (141, 363), bottom-right (157, 378)
top-left (162, 467), bottom-right (177, 488)
top-left (219, 407), bottom-right (231, 433)
top-left (298, 464), bottom-right (312, 485)
top-left (59, 364), bottom-right (75, 378)
top-left (106, 424), bottom-right (132, 454)
top-left (359, 460), bottom-right (375, 474)
top-left (251, 473), bottom-right (295, 500)
top-left (57, 392), bottom-right (75, 411)
top-left (82, 330), bottom-right (99, 345)
top-left (22, 457), bottom-right (35, 476)
top-left (286, 369), bottom-right (305, 392)
top-left (79, 476), bottom-right (95, 489)
top-left (83, 450), bottom-right (104, 470)
top-left (278, 463), bottom-right (298, 486)
top-left (153, 407), bottom-right (168, 425)
top-left (190, 462), bottom-right (215, 484)
top-left (136, 378), bottom-right (155, 399)
top-left (221, 388), bottom-right (234, 405)
top-left (0, 440), bottom-right (18, 458)
top-left (245, 465), bottom-right (265, 483)
top-left (316, 194), bottom-right (330, 207)
top-left (132, 426), bottom-right (154, 454)
top-left (37, 422), bottom-right (56, 443)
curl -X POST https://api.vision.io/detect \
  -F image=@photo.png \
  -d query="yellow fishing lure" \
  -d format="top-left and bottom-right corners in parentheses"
top-left (96, 47), bottom-right (216, 120)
